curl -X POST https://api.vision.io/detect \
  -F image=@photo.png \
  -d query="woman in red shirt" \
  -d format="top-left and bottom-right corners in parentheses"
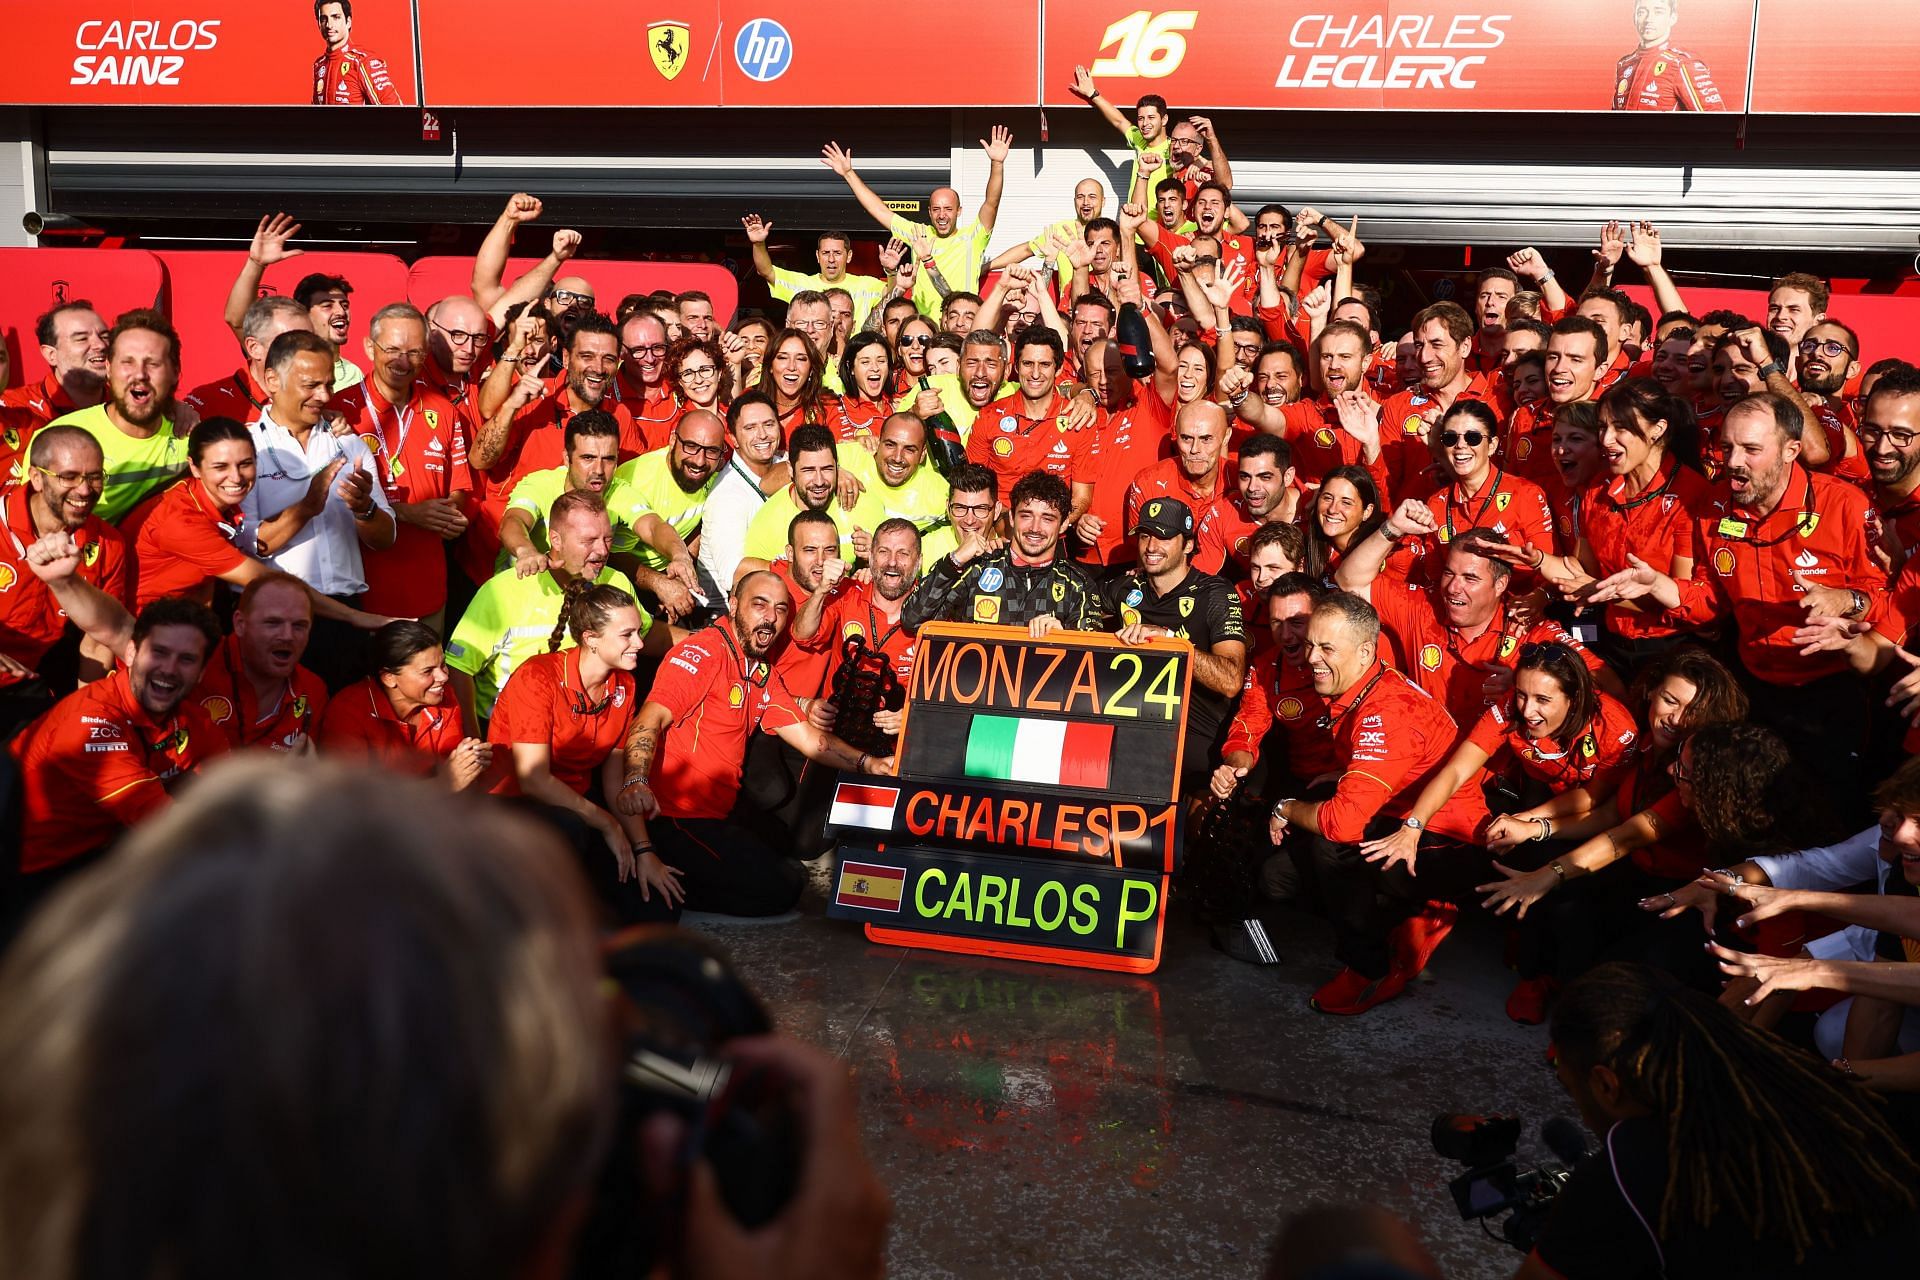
top-left (754, 329), bottom-right (827, 437)
top-left (487, 582), bottom-right (682, 924)
top-left (1300, 464), bottom-right (1385, 583)
top-left (1525, 379), bottom-right (1714, 670)
top-left (319, 620), bottom-right (489, 787)
top-left (1477, 649), bottom-right (1752, 995)
top-left (827, 333), bottom-right (895, 443)
top-left (664, 334), bottom-right (728, 430)
top-left (1361, 641), bottom-right (1639, 1021)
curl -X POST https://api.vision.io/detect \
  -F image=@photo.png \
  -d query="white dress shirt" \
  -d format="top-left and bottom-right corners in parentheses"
top-left (696, 452), bottom-right (778, 598)
top-left (244, 411), bottom-right (392, 596)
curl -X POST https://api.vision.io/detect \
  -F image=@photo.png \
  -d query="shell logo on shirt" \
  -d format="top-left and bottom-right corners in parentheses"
top-left (1277, 696), bottom-right (1304, 720)
top-left (1419, 643), bottom-right (1443, 670)
top-left (728, 684), bottom-right (746, 708)
top-left (1402, 416), bottom-right (1425, 436)
top-left (1515, 437), bottom-right (1533, 459)
top-left (201, 695), bottom-right (234, 724)
top-left (843, 620), bottom-right (866, 640)
top-left (1314, 427), bottom-right (1335, 448)
top-left (1713, 547), bottom-right (1737, 576)
top-left (992, 436), bottom-right (1014, 457)
top-left (0, 564), bottom-right (14, 593)
top-left (974, 595), bottom-right (1001, 622)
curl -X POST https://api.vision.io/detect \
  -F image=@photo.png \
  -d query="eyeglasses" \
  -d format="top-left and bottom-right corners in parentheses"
top-left (34, 466), bottom-right (106, 487)
top-left (949, 501), bottom-right (993, 519)
top-left (1439, 430), bottom-right (1487, 447)
top-left (679, 363), bottom-right (719, 380)
top-left (623, 343), bottom-right (669, 359)
top-left (1860, 426), bottom-right (1920, 448)
top-left (431, 322), bottom-right (487, 348)
top-left (373, 344), bottom-right (425, 364)
top-left (900, 334), bottom-right (933, 348)
top-left (1797, 338), bottom-right (1853, 359)
top-left (672, 436), bottom-right (726, 459)
top-left (1670, 754), bottom-right (1693, 782)
top-left (551, 289), bottom-right (594, 306)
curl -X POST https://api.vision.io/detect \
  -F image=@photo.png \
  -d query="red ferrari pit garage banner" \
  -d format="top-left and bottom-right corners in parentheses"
top-left (1749, 0), bottom-right (1920, 114)
top-left (1041, 0), bottom-right (1754, 112)
top-left (415, 0), bottom-right (1040, 106)
top-left (6, 2), bottom-right (418, 106)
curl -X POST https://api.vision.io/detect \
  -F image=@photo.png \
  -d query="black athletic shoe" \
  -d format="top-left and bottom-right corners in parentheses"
top-left (1212, 918), bottom-right (1283, 966)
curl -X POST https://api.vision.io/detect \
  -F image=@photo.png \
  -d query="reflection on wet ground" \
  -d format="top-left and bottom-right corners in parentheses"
top-left (692, 869), bottom-right (1571, 1280)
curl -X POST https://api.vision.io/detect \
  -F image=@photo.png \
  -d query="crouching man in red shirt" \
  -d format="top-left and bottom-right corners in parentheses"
top-left (1265, 591), bottom-right (1489, 1016)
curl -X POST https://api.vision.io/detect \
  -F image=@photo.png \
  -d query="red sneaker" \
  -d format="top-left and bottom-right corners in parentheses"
top-left (1505, 976), bottom-right (1558, 1025)
top-left (1311, 965), bottom-right (1410, 1016)
top-left (1391, 902), bottom-right (1459, 978)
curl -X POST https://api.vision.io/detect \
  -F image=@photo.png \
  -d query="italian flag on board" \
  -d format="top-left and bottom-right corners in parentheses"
top-left (964, 714), bottom-right (1114, 789)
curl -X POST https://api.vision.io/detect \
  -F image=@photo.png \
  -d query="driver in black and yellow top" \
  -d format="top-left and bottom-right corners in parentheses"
top-left (901, 471), bottom-right (1098, 638)
top-left (1099, 496), bottom-right (1247, 788)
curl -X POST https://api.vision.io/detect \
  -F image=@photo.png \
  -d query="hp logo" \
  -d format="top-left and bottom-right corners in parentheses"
top-left (733, 18), bottom-right (792, 81)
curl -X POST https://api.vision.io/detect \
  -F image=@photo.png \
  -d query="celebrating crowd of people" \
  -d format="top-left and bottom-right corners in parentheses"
top-left (7, 69), bottom-right (1920, 1275)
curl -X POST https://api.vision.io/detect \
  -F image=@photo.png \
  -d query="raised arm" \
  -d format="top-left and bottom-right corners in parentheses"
top-left (1069, 65), bottom-right (1136, 138)
top-left (1191, 115), bottom-right (1233, 193)
top-left (1336, 499), bottom-right (1437, 596)
top-left (472, 194), bottom-right (545, 314)
top-left (489, 229), bottom-right (581, 330)
top-left (978, 126), bottom-right (1011, 234)
top-left (742, 214), bottom-right (780, 285)
top-left (1624, 221), bottom-right (1687, 319)
top-left (820, 142), bottom-right (896, 233)
top-left (225, 213), bottom-right (304, 345)
top-left (1583, 220), bottom-right (1627, 299)
top-left (1507, 247), bottom-right (1568, 317)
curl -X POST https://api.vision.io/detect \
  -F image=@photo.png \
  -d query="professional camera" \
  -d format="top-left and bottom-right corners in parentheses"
top-left (1431, 1113), bottom-right (1588, 1252)
top-left (570, 928), bottom-right (803, 1277)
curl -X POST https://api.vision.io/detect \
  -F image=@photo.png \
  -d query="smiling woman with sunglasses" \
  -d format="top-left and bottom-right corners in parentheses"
top-left (1397, 399), bottom-right (1555, 582)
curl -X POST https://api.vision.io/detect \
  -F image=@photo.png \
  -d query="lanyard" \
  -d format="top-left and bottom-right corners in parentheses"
top-left (1604, 460), bottom-right (1678, 515)
top-left (233, 372), bottom-right (268, 412)
top-left (1318, 666), bottom-right (1386, 732)
top-left (1444, 468), bottom-right (1504, 540)
top-left (1714, 470), bottom-right (1817, 549)
top-left (866, 592), bottom-right (905, 654)
top-left (371, 389), bottom-right (416, 484)
top-left (713, 620), bottom-right (769, 688)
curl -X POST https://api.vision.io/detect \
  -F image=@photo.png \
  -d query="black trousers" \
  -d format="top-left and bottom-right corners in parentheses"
top-left (1522, 858), bottom-right (1720, 991)
top-left (509, 800), bottom-right (680, 929)
top-left (730, 733), bottom-right (834, 860)
top-left (1742, 666), bottom-right (1871, 825)
top-left (650, 816), bottom-right (806, 917)
top-left (1300, 815), bottom-right (1489, 979)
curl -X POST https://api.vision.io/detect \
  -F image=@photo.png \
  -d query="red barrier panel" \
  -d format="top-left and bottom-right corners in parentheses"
top-left (153, 251), bottom-right (411, 393)
top-left (0, 249), bottom-right (166, 386)
top-left (1620, 285), bottom-right (1920, 376)
top-left (404, 258), bottom-right (740, 327)
top-left (5, 2), bottom-right (418, 106)
top-left (1041, 0), bottom-right (1754, 112)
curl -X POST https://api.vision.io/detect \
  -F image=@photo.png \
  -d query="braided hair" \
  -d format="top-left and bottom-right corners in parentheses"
top-left (548, 582), bottom-right (637, 654)
top-left (1551, 962), bottom-right (1920, 1260)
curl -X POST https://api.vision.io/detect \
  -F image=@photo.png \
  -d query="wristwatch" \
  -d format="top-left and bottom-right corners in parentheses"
top-left (1271, 798), bottom-right (1295, 823)
top-left (1758, 361), bottom-right (1784, 381)
top-left (1401, 816), bottom-right (1424, 832)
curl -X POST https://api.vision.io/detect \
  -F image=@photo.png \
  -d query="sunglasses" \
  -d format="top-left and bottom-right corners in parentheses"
top-left (1440, 430), bottom-right (1487, 448)
top-left (900, 334), bottom-right (933, 347)
top-left (551, 289), bottom-right (594, 306)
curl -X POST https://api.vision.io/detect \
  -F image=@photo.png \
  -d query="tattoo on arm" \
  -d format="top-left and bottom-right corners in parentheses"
top-left (626, 726), bottom-right (658, 778)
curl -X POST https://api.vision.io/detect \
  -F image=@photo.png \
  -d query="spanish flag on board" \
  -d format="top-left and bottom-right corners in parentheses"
top-left (835, 861), bottom-right (906, 912)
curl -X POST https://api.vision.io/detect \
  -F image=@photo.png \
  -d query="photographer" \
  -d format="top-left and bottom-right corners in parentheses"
top-left (1518, 962), bottom-right (1920, 1278)
top-left (0, 759), bottom-right (890, 1280)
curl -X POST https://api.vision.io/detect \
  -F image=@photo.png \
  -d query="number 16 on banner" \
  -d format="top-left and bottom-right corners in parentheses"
top-left (1090, 10), bottom-right (1199, 80)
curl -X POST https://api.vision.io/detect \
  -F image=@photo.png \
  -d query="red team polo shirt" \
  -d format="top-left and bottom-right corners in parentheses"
top-left (0, 484), bottom-right (128, 684)
top-left (330, 379), bottom-right (471, 617)
top-left (124, 479), bottom-right (248, 609)
top-left (191, 634), bottom-right (330, 752)
top-left (645, 619), bottom-right (772, 821)
top-left (1125, 457), bottom-right (1226, 543)
top-left (319, 677), bottom-right (471, 775)
top-left (1370, 582), bottom-right (1604, 730)
top-left (1465, 692), bottom-right (1639, 797)
top-left (1077, 388), bottom-right (1174, 567)
top-left (182, 368), bottom-right (272, 425)
top-left (1375, 376), bottom-right (1499, 501)
top-left (1313, 661), bottom-right (1488, 844)
top-left (8, 669), bottom-right (229, 872)
top-left (1581, 457), bottom-right (1715, 641)
top-left (1669, 466), bottom-right (1884, 686)
top-left (487, 648), bottom-right (638, 797)
top-left (615, 373), bottom-right (682, 453)
top-left (794, 578), bottom-right (917, 690)
top-left (967, 390), bottom-right (1093, 494)
top-left (1, 372), bottom-right (80, 435)
top-left (1223, 651), bottom-right (1337, 779)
